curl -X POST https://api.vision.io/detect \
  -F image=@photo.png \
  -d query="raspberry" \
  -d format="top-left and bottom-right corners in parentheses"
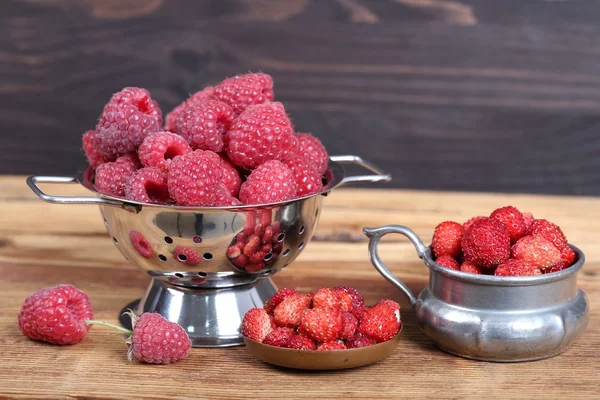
top-left (130, 231), bottom-right (153, 258)
top-left (333, 286), bottom-right (365, 311)
top-left (175, 100), bottom-right (235, 152)
top-left (287, 335), bottom-right (316, 350)
top-left (460, 261), bottom-right (484, 275)
top-left (167, 150), bottom-right (223, 206)
top-left (264, 288), bottom-right (298, 315)
top-left (174, 246), bottom-right (202, 265)
top-left (435, 255), bottom-right (460, 270)
top-left (213, 72), bottom-right (274, 115)
top-left (262, 327), bottom-right (295, 347)
top-left (82, 130), bottom-right (110, 167)
top-left (164, 86), bottom-right (215, 132)
top-left (317, 341), bottom-right (347, 351)
top-left (95, 87), bottom-right (162, 158)
top-left (219, 154), bottom-right (242, 197)
top-left (214, 184), bottom-right (242, 206)
top-left (296, 133), bottom-right (329, 175)
top-left (357, 303), bottom-right (401, 343)
top-left (283, 156), bottom-right (324, 197)
top-left (18, 284), bottom-right (93, 345)
top-left (495, 259), bottom-right (541, 277)
top-left (431, 221), bottom-right (464, 259)
top-left (461, 218), bottom-right (511, 268)
top-left (490, 206), bottom-right (526, 244)
top-left (345, 333), bottom-right (376, 349)
top-left (94, 155), bottom-right (139, 197)
top-left (273, 294), bottom-right (312, 328)
top-left (463, 216), bottom-right (487, 233)
top-left (128, 312), bottom-right (191, 364)
top-left (125, 167), bottom-right (170, 204)
top-left (527, 219), bottom-right (569, 251)
top-left (300, 307), bottom-right (343, 343)
top-left (138, 132), bottom-right (192, 173)
top-left (522, 212), bottom-right (535, 231)
top-left (241, 308), bottom-right (273, 342)
top-left (339, 312), bottom-right (358, 340)
top-left (239, 160), bottom-right (298, 204)
top-left (115, 153), bottom-right (142, 169)
top-left (511, 235), bottom-right (562, 271)
top-left (226, 102), bottom-right (298, 169)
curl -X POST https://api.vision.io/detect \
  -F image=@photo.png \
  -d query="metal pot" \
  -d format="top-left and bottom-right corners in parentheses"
top-left (363, 225), bottom-right (589, 362)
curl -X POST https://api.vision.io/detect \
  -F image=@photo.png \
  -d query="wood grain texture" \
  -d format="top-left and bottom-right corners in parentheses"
top-left (2, 0), bottom-right (600, 195)
top-left (0, 176), bottom-right (599, 399)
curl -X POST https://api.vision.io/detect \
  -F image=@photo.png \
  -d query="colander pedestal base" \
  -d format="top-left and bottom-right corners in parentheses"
top-left (119, 277), bottom-right (278, 347)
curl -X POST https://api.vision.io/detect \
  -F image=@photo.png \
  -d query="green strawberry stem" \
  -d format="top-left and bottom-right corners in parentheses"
top-left (84, 320), bottom-right (133, 335)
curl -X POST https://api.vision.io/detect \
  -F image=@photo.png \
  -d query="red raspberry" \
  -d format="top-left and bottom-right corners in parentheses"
top-left (490, 206), bottom-right (526, 244)
top-left (317, 341), bottom-right (347, 351)
top-left (262, 327), bottom-right (296, 347)
top-left (128, 312), bottom-right (191, 364)
top-left (511, 235), bottom-right (562, 271)
top-left (95, 87), bottom-right (162, 158)
top-left (115, 153), bottom-right (142, 169)
top-left (125, 167), bottom-right (170, 204)
top-left (82, 130), bottom-right (110, 168)
top-left (18, 284), bottom-right (93, 345)
top-left (296, 133), bottom-right (329, 175)
top-left (495, 259), bottom-right (541, 277)
top-left (226, 102), bottom-right (298, 169)
top-left (129, 231), bottom-right (153, 258)
top-left (213, 72), bottom-right (274, 115)
top-left (300, 307), bottom-right (343, 343)
top-left (431, 221), bottom-right (464, 259)
top-left (527, 219), bottom-right (569, 251)
top-left (175, 100), bottom-right (235, 152)
top-left (94, 155), bottom-right (139, 197)
top-left (214, 184), bottom-right (242, 206)
top-left (241, 308), bottom-right (273, 342)
top-left (287, 335), bottom-right (316, 350)
top-left (334, 286), bottom-right (365, 311)
top-left (219, 154), bottom-right (242, 197)
top-left (283, 156), bottom-right (324, 197)
top-left (463, 216), bottom-right (487, 233)
top-left (357, 303), bottom-right (401, 343)
top-left (264, 288), bottom-right (299, 315)
top-left (138, 132), bottom-right (192, 173)
top-left (461, 218), bottom-right (511, 268)
top-left (164, 86), bottom-right (215, 132)
top-left (273, 294), bottom-right (312, 328)
top-left (460, 260), bottom-right (484, 275)
top-left (435, 255), bottom-right (460, 270)
top-left (339, 312), bottom-right (358, 340)
top-left (522, 212), bottom-right (535, 231)
top-left (239, 160), bottom-right (298, 204)
top-left (167, 150), bottom-right (223, 206)
top-left (174, 246), bottom-right (202, 265)
top-left (345, 333), bottom-right (376, 349)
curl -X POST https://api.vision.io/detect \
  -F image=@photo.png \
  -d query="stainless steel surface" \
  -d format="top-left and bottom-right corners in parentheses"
top-left (364, 225), bottom-right (589, 362)
top-left (28, 155), bottom-right (391, 347)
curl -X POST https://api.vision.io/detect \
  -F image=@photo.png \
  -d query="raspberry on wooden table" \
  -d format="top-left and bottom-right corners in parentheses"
top-left (431, 221), bottom-right (464, 259)
top-left (94, 155), bottom-right (139, 197)
top-left (295, 133), bottom-right (329, 175)
top-left (213, 72), bottom-right (274, 115)
top-left (226, 102), bottom-right (298, 169)
top-left (495, 259), bottom-right (541, 277)
top-left (127, 313), bottom-right (191, 364)
top-left (241, 308), bottom-right (273, 342)
top-left (490, 206), bottom-right (527, 244)
top-left (461, 218), bottom-right (511, 268)
top-left (82, 130), bottom-right (110, 167)
top-left (511, 235), bottom-right (562, 271)
top-left (125, 167), bottom-right (170, 204)
top-left (283, 156), bottom-right (324, 197)
top-left (175, 100), bottom-right (235, 152)
top-left (18, 284), bottom-right (93, 345)
top-left (239, 160), bottom-right (298, 204)
top-left (95, 87), bottom-right (162, 158)
top-left (138, 132), bottom-right (192, 172)
top-left (164, 86), bottom-right (215, 132)
top-left (167, 150), bottom-right (223, 206)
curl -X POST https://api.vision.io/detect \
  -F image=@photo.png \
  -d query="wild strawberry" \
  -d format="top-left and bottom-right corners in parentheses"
top-left (351, 305), bottom-right (369, 320)
top-left (317, 341), bottom-right (346, 351)
top-left (312, 288), bottom-right (342, 310)
top-left (461, 218), bottom-right (511, 268)
top-left (241, 308), bottom-right (273, 342)
top-left (545, 247), bottom-right (577, 273)
top-left (287, 335), bottom-right (316, 350)
top-left (460, 261), bottom-right (484, 275)
top-left (527, 219), bottom-right (569, 251)
top-left (339, 312), bottom-right (358, 340)
top-left (435, 255), bottom-right (460, 270)
top-left (495, 259), bottom-right (541, 277)
top-left (334, 286), bottom-right (365, 311)
top-left (511, 236), bottom-right (562, 271)
top-left (490, 206), bottom-right (526, 244)
top-left (262, 327), bottom-right (295, 347)
top-left (522, 212), bottom-right (535, 231)
top-left (300, 307), bottom-right (343, 343)
top-left (273, 294), bottom-right (312, 328)
top-left (264, 288), bottom-right (298, 314)
top-left (374, 299), bottom-right (401, 314)
top-left (243, 235), bottom-right (261, 257)
top-left (357, 303), bottom-right (401, 343)
top-left (245, 261), bottom-right (266, 273)
top-left (431, 221), bottom-right (464, 258)
top-left (345, 333), bottom-right (376, 349)
top-left (463, 216), bottom-right (487, 233)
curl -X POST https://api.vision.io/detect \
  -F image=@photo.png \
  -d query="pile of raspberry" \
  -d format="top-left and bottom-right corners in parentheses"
top-left (431, 206), bottom-right (577, 276)
top-left (241, 287), bottom-right (401, 350)
top-left (83, 73), bottom-right (329, 206)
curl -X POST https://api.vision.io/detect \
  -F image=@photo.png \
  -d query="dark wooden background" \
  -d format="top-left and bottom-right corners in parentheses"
top-left (2, 0), bottom-right (600, 195)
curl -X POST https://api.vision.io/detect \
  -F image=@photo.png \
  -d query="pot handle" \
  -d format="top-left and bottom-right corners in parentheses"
top-left (26, 176), bottom-right (137, 211)
top-left (363, 225), bottom-right (428, 307)
top-left (329, 155), bottom-right (391, 187)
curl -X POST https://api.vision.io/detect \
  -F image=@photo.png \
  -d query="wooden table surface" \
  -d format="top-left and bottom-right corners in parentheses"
top-left (0, 176), bottom-right (598, 399)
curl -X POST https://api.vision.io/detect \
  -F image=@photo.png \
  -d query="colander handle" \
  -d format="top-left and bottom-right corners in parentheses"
top-left (26, 176), bottom-right (131, 209)
top-left (329, 155), bottom-right (391, 187)
top-left (363, 225), bottom-right (427, 307)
